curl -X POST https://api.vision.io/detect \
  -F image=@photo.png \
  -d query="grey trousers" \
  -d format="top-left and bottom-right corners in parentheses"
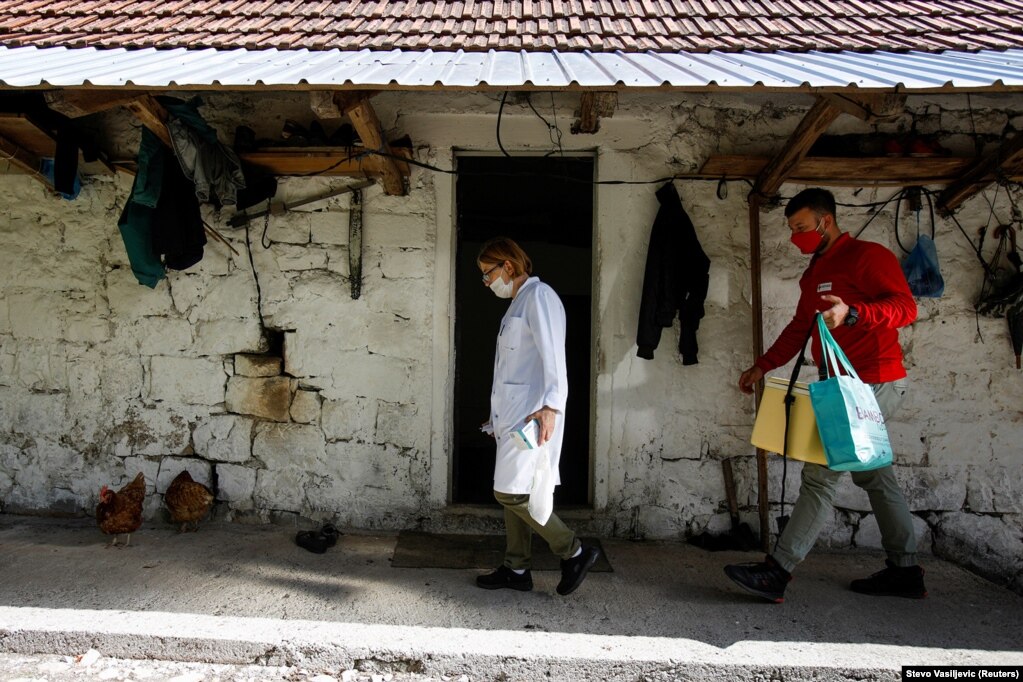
top-left (494, 491), bottom-right (581, 570)
top-left (772, 379), bottom-right (918, 573)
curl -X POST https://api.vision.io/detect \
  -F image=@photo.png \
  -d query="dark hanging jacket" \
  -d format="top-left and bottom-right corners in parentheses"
top-left (636, 182), bottom-right (710, 364)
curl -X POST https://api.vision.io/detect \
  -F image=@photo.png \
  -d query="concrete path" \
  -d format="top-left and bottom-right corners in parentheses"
top-left (1, 516), bottom-right (1020, 681)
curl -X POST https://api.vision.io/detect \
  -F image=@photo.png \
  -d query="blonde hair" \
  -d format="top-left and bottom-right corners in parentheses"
top-left (477, 237), bottom-right (532, 277)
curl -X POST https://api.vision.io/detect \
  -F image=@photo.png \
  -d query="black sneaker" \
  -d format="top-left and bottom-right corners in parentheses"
top-left (476, 565), bottom-right (533, 591)
top-left (723, 555), bottom-right (792, 603)
top-left (556, 545), bottom-right (600, 596)
top-left (850, 560), bottom-right (927, 598)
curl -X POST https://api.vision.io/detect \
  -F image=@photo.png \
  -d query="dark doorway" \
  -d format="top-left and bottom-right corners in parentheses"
top-left (453, 155), bottom-right (594, 506)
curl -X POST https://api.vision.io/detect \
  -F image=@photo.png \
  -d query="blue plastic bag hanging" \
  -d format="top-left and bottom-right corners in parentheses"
top-left (808, 314), bottom-right (894, 472)
top-left (896, 186), bottom-right (944, 297)
top-left (902, 233), bottom-right (945, 298)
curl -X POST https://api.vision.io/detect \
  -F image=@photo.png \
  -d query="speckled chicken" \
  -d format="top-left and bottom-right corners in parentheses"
top-left (96, 472), bottom-right (146, 548)
top-left (164, 470), bottom-right (214, 532)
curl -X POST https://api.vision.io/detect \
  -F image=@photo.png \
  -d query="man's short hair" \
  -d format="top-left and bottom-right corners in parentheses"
top-left (785, 188), bottom-right (836, 219)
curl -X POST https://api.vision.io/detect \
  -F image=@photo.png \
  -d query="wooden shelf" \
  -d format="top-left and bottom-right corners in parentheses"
top-left (696, 155), bottom-right (1023, 187)
top-left (238, 146), bottom-right (411, 178)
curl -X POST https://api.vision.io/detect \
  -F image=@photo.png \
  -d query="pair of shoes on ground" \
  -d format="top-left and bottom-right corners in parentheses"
top-left (295, 523), bottom-right (340, 554)
top-left (724, 556), bottom-right (927, 603)
top-left (476, 545), bottom-right (601, 595)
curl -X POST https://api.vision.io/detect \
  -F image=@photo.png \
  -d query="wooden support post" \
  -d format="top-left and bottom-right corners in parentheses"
top-left (748, 195), bottom-right (771, 551)
top-left (938, 131), bottom-right (1023, 215)
top-left (338, 94), bottom-right (406, 196)
top-left (123, 95), bottom-right (174, 149)
top-left (349, 188), bottom-right (363, 300)
top-left (573, 91), bottom-right (618, 134)
top-left (751, 96), bottom-right (842, 201)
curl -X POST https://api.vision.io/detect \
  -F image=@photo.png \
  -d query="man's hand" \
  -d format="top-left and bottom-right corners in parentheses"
top-left (738, 365), bottom-right (764, 394)
top-left (820, 294), bottom-right (850, 329)
top-left (525, 406), bottom-right (558, 446)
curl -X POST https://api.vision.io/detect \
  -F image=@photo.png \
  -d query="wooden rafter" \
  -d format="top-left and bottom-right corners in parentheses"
top-left (336, 93), bottom-right (406, 196)
top-left (44, 90), bottom-right (149, 118)
top-left (0, 134), bottom-right (48, 186)
top-left (573, 91), bottom-right (617, 134)
top-left (700, 155), bottom-right (994, 186)
top-left (937, 131), bottom-right (1023, 215)
top-left (45, 90), bottom-right (174, 149)
top-left (123, 95), bottom-right (174, 149)
top-left (750, 96), bottom-right (843, 201)
top-left (820, 93), bottom-right (906, 122)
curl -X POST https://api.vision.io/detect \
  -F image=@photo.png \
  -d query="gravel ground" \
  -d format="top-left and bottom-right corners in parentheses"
top-left (0, 651), bottom-right (472, 682)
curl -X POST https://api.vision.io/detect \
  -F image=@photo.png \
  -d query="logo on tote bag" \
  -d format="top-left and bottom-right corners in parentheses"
top-left (855, 406), bottom-right (885, 424)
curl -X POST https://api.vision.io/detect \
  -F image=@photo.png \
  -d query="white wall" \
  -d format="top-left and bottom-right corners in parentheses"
top-left (0, 89), bottom-right (1020, 589)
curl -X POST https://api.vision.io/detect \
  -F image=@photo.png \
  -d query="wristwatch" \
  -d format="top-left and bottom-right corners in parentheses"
top-left (844, 305), bottom-right (860, 327)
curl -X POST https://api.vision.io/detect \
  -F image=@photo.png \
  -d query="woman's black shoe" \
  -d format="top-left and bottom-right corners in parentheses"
top-left (556, 545), bottom-right (600, 595)
top-left (476, 565), bottom-right (533, 591)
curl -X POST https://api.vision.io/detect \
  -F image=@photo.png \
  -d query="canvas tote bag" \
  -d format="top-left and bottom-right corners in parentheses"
top-left (808, 314), bottom-right (893, 471)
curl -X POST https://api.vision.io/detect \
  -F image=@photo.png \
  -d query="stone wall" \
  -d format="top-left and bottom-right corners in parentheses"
top-left (0, 90), bottom-right (1020, 590)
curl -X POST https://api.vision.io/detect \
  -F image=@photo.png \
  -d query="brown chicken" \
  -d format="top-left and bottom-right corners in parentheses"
top-left (96, 471), bottom-right (146, 548)
top-left (164, 470), bottom-right (214, 533)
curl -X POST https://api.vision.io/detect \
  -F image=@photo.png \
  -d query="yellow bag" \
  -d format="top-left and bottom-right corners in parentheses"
top-left (751, 376), bottom-right (827, 466)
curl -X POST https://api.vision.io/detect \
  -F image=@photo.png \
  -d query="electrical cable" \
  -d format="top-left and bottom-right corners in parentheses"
top-left (852, 188), bottom-right (905, 239)
top-left (496, 91), bottom-right (511, 158)
top-left (550, 92), bottom-right (564, 157)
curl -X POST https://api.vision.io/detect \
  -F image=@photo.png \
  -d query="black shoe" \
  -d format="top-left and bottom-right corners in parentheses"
top-left (724, 555), bottom-right (791, 603)
top-left (556, 545), bottom-right (600, 596)
top-left (476, 565), bottom-right (533, 591)
top-left (851, 560), bottom-right (927, 598)
top-left (295, 523), bottom-right (340, 554)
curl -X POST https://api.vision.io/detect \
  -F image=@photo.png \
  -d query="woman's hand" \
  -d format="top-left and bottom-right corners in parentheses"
top-left (525, 406), bottom-right (558, 446)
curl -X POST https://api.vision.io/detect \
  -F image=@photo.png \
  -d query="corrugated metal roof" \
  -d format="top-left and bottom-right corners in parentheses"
top-left (2, 47), bottom-right (1023, 91)
top-left (3, 0), bottom-right (1023, 54)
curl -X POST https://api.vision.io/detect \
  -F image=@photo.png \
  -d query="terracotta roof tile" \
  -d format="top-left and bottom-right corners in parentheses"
top-left (0, 0), bottom-right (1021, 53)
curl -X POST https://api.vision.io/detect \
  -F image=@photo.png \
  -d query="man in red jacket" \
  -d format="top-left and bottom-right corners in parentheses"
top-left (725, 188), bottom-right (927, 603)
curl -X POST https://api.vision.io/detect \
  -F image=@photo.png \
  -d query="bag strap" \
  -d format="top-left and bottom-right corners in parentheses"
top-left (816, 313), bottom-right (860, 381)
top-left (776, 315), bottom-right (816, 546)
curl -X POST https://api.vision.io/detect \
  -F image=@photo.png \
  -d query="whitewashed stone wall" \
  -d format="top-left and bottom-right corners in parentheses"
top-left (0, 90), bottom-right (1020, 590)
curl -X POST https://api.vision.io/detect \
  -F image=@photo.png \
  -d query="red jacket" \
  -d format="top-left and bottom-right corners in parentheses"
top-left (755, 233), bottom-right (916, 384)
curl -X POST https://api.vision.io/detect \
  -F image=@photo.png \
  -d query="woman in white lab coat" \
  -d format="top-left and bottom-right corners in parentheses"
top-left (475, 237), bottom-right (599, 596)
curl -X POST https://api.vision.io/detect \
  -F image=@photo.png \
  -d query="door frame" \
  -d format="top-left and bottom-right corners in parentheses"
top-left (430, 149), bottom-right (599, 509)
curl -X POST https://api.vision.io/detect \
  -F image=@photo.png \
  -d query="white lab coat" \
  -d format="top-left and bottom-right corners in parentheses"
top-left (489, 277), bottom-right (568, 494)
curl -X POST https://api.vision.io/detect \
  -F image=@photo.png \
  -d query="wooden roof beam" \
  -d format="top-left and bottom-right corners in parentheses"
top-left (45, 91), bottom-right (173, 148)
top-left (820, 93), bottom-right (906, 122)
top-left (123, 95), bottom-right (174, 149)
top-left (937, 131), bottom-right (1023, 215)
top-left (44, 90), bottom-right (149, 118)
top-left (335, 93), bottom-right (406, 196)
top-left (310, 90), bottom-right (379, 119)
top-left (750, 95), bottom-right (842, 201)
top-left (572, 91), bottom-right (617, 134)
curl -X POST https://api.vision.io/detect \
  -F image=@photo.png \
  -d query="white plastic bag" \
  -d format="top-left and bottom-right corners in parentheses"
top-left (527, 445), bottom-right (555, 525)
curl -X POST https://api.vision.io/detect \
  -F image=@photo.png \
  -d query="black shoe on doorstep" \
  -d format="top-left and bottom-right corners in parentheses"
top-left (557, 545), bottom-right (600, 596)
top-left (476, 565), bottom-right (533, 591)
top-left (851, 560), bottom-right (927, 599)
top-left (724, 555), bottom-right (792, 603)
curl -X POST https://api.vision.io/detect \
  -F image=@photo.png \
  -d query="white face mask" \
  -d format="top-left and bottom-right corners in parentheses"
top-left (489, 273), bottom-right (515, 299)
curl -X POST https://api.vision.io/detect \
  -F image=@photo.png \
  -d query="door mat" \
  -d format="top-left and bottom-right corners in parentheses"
top-left (391, 531), bottom-right (613, 572)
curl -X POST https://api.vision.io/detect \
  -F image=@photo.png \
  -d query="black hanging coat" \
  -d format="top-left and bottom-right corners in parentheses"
top-left (636, 182), bottom-right (710, 364)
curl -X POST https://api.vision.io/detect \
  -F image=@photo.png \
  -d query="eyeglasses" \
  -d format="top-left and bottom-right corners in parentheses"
top-left (481, 263), bottom-right (503, 284)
